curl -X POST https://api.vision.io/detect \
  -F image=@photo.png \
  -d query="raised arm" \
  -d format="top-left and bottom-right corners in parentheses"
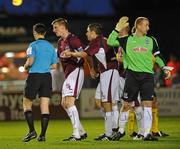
top-left (107, 16), bottom-right (129, 47)
top-left (107, 30), bottom-right (120, 47)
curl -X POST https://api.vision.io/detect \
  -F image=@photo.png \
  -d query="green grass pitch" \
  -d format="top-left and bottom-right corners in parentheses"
top-left (0, 117), bottom-right (180, 149)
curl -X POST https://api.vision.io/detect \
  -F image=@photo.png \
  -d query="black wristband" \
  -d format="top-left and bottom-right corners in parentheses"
top-left (114, 29), bottom-right (119, 33)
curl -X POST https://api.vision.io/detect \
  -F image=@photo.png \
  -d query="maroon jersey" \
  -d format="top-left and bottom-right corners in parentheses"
top-left (57, 33), bottom-right (84, 78)
top-left (117, 46), bottom-right (126, 78)
top-left (85, 35), bottom-right (118, 73)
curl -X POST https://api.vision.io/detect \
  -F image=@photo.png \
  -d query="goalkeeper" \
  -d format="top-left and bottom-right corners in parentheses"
top-left (107, 16), bottom-right (171, 141)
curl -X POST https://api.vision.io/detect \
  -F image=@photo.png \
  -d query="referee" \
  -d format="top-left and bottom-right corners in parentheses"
top-left (22, 23), bottom-right (57, 142)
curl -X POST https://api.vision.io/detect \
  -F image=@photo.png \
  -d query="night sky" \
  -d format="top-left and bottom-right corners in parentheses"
top-left (0, 0), bottom-right (179, 60)
top-left (114, 0), bottom-right (180, 60)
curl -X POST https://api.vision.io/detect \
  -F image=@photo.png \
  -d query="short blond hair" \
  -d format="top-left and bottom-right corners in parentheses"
top-left (51, 18), bottom-right (68, 29)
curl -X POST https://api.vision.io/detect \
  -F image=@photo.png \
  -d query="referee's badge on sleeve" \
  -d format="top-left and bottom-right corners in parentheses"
top-left (26, 47), bottom-right (32, 55)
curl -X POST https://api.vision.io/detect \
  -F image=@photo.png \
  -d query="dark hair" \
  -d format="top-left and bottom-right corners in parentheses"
top-left (33, 23), bottom-right (46, 35)
top-left (88, 23), bottom-right (102, 35)
top-left (51, 18), bottom-right (68, 29)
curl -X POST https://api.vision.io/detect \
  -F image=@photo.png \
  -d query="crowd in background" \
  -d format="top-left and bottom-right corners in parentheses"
top-left (0, 52), bottom-right (180, 89)
top-left (154, 53), bottom-right (180, 88)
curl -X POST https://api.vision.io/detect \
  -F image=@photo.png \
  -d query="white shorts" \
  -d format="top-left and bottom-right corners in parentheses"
top-left (95, 69), bottom-right (119, 102)
top-left (118, 76), bottom-right (125, 100)
top-left (62, 67), bottom-right (84, 99)
top-left (95, 83), bottom-right (100, 99)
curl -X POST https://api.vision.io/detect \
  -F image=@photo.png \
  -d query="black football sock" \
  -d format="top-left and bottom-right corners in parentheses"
top-left (40, 114), bottom-right (50, 137)
top-left (24, 110), bottom-right (35, 132)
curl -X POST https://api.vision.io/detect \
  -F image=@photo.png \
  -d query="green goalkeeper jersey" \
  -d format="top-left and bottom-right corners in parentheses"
top-left (108, 30), bottom-right (165, 74)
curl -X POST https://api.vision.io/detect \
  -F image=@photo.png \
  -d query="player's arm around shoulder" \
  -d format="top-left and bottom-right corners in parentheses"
top-left (64, 35), bottom-right (87, 58)
top-left (63, 49), bottom-right (87, 58)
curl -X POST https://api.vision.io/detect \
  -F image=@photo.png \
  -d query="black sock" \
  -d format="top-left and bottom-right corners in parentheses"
top-left (24, 111), bottom-right (35, 132)
top-left (40, 114), bottom-right (50, 137)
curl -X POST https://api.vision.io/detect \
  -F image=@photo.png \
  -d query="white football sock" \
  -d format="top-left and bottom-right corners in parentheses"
top-left (143, 107), bottom-right (152, 137)
top-left (104, 112), bottom-right (113, 137)
top-left (135, 106), bottom-right (144, 135)
top-left (66, 106), bottom-right (81, 138)
top-left (118, 111), bottom-right (129, 133)
top-left (99, 107), bottom-right (105, 118)
top-left (78, 121), bottom-right (86, 135)
top-left (112, 105), bottom-right (119, 129)
top-left (65, 107), bottom-right (85, 136)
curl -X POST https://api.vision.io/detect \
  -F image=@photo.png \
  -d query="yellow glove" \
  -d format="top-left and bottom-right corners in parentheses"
top-left (115, 16), bottom-right (129, 32)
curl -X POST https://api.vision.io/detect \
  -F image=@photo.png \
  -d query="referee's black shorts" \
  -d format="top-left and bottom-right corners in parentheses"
top-left (122, 69), bottom-right (154, 102)
top-left (24, 73), bottom-right (52, 100)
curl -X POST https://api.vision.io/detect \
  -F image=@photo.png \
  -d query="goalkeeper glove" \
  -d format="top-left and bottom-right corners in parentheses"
top-left (115, 16), bottom-right (129, 32)
top-left (162, 66), bottom-right (174, 79)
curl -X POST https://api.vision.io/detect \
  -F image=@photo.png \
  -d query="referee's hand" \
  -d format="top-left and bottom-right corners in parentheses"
top-left (23, 64), bottom-right (30, 73)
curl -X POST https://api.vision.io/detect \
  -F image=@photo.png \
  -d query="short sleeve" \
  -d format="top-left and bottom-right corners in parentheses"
top-left (26, 43), bottom-right (36, 58)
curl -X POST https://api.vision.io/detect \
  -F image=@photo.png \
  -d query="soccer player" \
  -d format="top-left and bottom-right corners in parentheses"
top-left (114, 26), bottom-right (129, 134)
top-left (112, 23), bottom-right (144, 140)
top-left (52, 18), bottom-right (87, 141)
top-left (116, 26), bottom-right (138, 138)
top-left (114, 20), bottom-right (169, 139)
top-left (63, 23), bottom-right (120, 141)
top-left (107, 16), bottom-right (171, 141)
top-left (131, 56), bottom-right (170, 139)
top-left (129, 57), bottom-right (170, 139)
top-left (22, 23), bottom-right (57, 142)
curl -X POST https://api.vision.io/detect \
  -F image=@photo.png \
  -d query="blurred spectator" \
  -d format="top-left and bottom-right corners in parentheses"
top-left (51, 63), bottom-right (64, 92)
top-left (0, 54), bottom-right (27, 81)
top-left (171, 69), bottom-right (180, 88)
top-left (165, 54), bottom-right (180, 87)
top-left (154, 63), bottom-right (165, 88)
top-left (0, 55), bottom-right (10, 67)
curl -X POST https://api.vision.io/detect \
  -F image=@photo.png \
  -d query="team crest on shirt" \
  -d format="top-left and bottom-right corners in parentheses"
top-left (145, 38), bottom-right (150, 45)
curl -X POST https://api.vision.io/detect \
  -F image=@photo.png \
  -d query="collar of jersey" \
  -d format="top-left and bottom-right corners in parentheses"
top-left (133, 34), bottom-right (146, 40)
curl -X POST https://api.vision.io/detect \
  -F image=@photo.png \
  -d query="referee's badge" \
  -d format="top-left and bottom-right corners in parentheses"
top-left (26, 47), bottom-right (32, 55)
